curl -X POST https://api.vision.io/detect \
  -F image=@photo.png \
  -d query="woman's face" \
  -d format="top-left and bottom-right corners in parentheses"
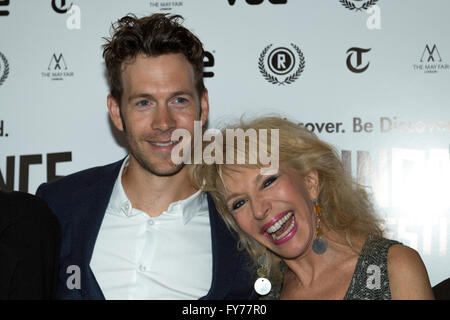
top-left (222, 165), bottom-right (319, 260)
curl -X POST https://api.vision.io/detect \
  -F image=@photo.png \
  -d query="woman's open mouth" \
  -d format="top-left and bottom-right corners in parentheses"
top-left (261, 210), bottom-right (297, 245)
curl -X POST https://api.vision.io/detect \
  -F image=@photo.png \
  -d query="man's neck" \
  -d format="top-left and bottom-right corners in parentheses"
top-left (121, 158), bottom-right (198, 217)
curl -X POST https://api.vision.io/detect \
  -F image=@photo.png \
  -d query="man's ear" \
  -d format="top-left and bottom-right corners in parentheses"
top-left (107, 94), bottom-right (124, 132)
top-left (304, 170), bottom-right (319, 200)
top-left (199, 89), bottom-right (210, 126)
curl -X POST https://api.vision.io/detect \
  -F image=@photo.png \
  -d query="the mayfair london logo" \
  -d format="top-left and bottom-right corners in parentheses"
top-left (259, 44), bottom-right (305, 85)
top-left (346, 47), bottom-right (371, 73)
top-left (339, 0), bottom-right (379, 11)
top-left (149, 1), bottom-right (184, 11)
top-left (0, 51), bottom-right (9, 87)
top-left (41, 53), bottom-right (75, 81)
top-left (413, 44), bottom-right (449, 74)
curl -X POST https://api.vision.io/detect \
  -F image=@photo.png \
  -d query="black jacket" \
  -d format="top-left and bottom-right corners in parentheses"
top-left (0, 191), bottom-right (61, 299)
top-left (36, 159), bottom-right (256, 300)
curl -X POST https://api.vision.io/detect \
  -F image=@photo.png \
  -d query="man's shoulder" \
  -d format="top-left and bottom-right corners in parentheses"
top-left (1, 191), bottom-right (56, 226)
top-left (0, 191), bottom-right (61, 240)
top-left (36, 159), bottom-right (124, 202)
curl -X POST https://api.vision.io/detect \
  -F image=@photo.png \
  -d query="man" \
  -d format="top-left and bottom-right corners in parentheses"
top-left (36, 13), bottom-right (254, 299)
top-left (0, 191), bottom-right (60, 299)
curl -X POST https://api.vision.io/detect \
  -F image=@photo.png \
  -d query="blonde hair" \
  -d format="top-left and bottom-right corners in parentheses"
top-left (189, 116), bottom-right (383, 284)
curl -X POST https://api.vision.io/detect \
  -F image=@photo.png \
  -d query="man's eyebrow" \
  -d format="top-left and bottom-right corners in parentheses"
top-left (128, 90), bottom-right (195, 103)
top-left (170, 90), bottom-right (194, 98)
top-left (128, 93), bottom-right (154, 102)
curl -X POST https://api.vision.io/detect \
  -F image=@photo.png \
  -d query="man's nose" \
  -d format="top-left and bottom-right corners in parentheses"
top-left (152, 106), bottom-right (176, 132)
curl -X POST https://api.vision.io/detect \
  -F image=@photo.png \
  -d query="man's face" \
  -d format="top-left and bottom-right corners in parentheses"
top-left (108, 53), bottom-right (209, 176)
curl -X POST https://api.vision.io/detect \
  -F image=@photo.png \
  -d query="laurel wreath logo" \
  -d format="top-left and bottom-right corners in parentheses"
top-left (0, 52), bottom-right (9, 87)
top-left (339, 0), bottom-right (379, 11)
top-left (258, 44), bottom-right (305, 86)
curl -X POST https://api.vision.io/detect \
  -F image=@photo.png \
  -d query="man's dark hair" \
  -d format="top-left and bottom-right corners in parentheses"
top-left (103, 13), bottom-right (205, 105)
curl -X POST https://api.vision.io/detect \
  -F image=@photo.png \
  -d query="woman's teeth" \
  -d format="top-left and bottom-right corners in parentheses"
top-left (266, 212), bottom-right (295, 241)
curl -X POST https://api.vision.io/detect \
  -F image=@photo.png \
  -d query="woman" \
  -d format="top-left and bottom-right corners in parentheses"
top-left (190, 116), bottom-right (434, 300)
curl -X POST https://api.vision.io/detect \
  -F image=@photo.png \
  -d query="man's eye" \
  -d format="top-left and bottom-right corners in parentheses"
top-left (231, 199), bottom-right (246, 211)
top-left (262, 176), bottom-right (278, 188)
top-left (173, 97), bottom-right (188, 104)
top-left (137, 100), bottom-right (150, 107)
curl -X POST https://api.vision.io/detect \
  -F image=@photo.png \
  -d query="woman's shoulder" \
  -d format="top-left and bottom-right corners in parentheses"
top-left (387, 242), bottom-right (428, 278)
top-left (386, 242), bottom-right (435, 299)
top-left (356, 234), bottom-right (400, 262)
top-left (388, 243), bottom-right (421, 264)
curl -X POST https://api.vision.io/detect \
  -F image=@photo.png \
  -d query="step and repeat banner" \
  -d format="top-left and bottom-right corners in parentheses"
top-left (1, 0), bottom-right (449, 287)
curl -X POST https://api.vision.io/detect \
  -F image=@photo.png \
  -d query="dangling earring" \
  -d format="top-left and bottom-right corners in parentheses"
top-left (312, 198), bottom-right (328, 254)
top-left (254, 248), bottom-right (272, 296)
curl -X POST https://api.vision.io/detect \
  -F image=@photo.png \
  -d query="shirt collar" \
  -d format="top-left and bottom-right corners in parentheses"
top-left (107, 155), bottom-right (208, 223)
top-left (107, 155), bottom-right (135, 217)
top-left (166, 189), bottom-right (208, 225)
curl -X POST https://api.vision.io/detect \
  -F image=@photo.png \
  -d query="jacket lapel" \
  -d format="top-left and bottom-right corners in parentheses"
top-left (201, 193), bottom-right (241, 299)
top-left (65, 159), bottom-right (123, 300)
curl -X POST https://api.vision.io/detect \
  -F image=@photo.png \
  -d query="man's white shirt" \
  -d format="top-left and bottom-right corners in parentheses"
top-left (90, 156), bottom-right (213, 299)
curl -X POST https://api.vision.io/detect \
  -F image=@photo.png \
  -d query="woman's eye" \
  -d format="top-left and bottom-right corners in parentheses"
top-left (231, 199), bottom-right (246, 211)
top-left (262, 176), bottom-right (278, 188)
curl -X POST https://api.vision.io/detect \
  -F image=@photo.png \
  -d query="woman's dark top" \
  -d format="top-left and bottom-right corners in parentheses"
top-left (261, 235), bottom-right (401, 300)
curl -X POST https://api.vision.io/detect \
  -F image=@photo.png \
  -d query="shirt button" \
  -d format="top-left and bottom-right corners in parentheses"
top-left (138, 265), bottom-right (147, 272)
top-left (147, 220), bottom-right (154, 226)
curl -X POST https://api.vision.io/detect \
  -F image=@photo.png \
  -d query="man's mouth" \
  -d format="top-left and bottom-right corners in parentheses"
top-left (261, 210), bottom-right (297, 244)
top-left (148, 137), bottom-right (182, 148)
top-left (149, 140), bottom-right (179, 147)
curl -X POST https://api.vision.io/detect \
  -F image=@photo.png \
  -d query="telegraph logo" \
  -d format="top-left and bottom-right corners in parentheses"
top-left (51, 0), bottom-right (81, 30)
top-left (339, 0), bottom-right (379, 12)
top-left (52, 0), bottom-right (72, 14)
top-left (346, 47), bottom-right (371, 73)
top-left (0, 0), bottom-right (9, 16)
top-left (259, 44), bottom-right (305, 85)
top-left (0, 51), bottom-right (9, 87)
top-left (413, 44), bottom-right (449, 74)
top-left (41, 53), bottom-right (75, 81)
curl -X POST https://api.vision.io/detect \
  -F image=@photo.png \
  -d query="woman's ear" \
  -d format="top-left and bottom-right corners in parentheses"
top-left (304, 170), bottom-right (319, 200)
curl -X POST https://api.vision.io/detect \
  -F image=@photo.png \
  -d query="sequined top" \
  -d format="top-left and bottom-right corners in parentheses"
top-left (260, 236), bottom-right (402, 300)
